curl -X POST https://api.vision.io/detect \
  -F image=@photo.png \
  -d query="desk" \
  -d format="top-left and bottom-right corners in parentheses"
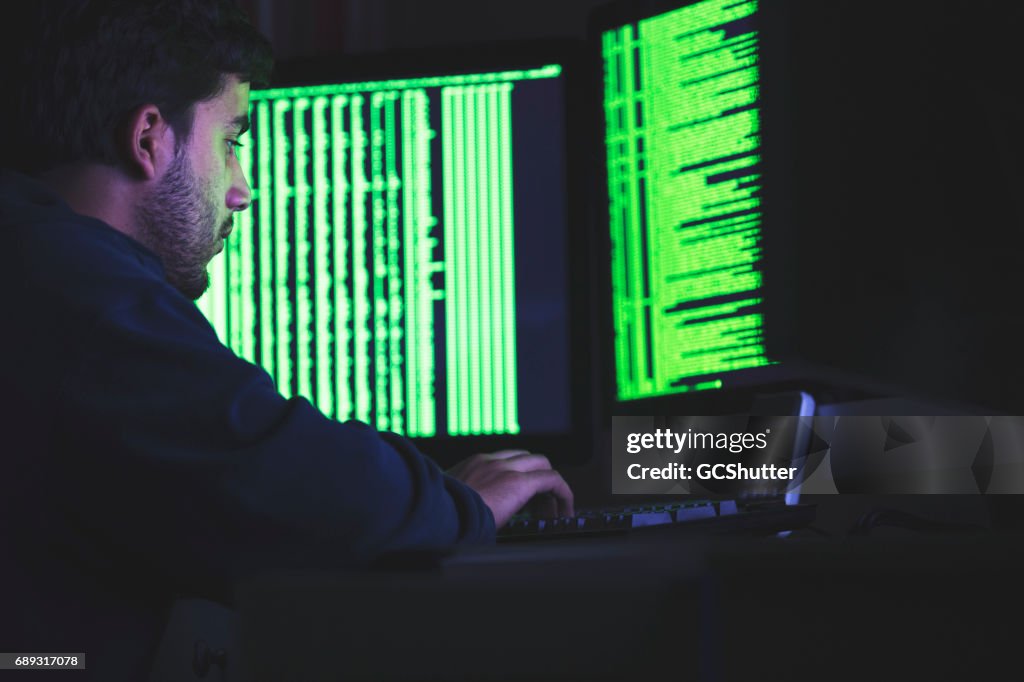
top-left (230, 527), bottom-right (1024, 681)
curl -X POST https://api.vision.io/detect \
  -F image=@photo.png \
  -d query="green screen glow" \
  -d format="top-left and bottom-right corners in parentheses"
top-left (197, 65), bottom-right (561, 436)
top-left (603, 0), bottom-right (770, 401)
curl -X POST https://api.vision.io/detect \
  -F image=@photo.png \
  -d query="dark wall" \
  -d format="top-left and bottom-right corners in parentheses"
top-left (240, 0), bottom-right (609, 59)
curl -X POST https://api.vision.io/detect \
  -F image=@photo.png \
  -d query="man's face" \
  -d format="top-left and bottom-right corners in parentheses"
top-left (137, 76), bottom-right (252, 300)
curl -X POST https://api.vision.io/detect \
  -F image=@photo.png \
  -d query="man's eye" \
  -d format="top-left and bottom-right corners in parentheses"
top-left (227, 139), bottom-right (244, 155)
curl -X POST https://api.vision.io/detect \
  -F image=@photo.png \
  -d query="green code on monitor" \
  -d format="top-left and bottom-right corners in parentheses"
top-left (603, 0), bottom-right (770, 401)
top-left (197, 65), bottom-right (562, 436)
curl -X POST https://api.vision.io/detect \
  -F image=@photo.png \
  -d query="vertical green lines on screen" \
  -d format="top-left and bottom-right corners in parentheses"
top-left (272, 99), bottom-right (292, 397)
top-left (384, 94), bottom-right (405, 434)
top-left (331, 96), bottom-right (352, 422)
top-left (257, 101), bottom-right (275, 379)
top-left (603, 25), bottom-right (641, 399)
top-left (474, 87), bottom-right (492, 435)
top-left (400, 93), bottom-right (417, 436)
top-left (366, 92), bottom-right (407, 434)
top-left (293, 97), bottom-right (313, 402)
top-left (442, 84), bottom-right (519, 436)
top-left (312, 96), bottom-right (334, 416)
top-left (370, 94), bottom-right (388, 429)
top-left (350, 96), bottom-right (372, 424)
top-left (465, 89), bottom-right (480, 434)
top-left (484, 86), bottom-right (500, 433)
top-left (238, 129), bottom-right (256, 364)
top-left (401, 90), bottom-right (437, 438)
top-left (219, 70), bottom-right (558, 434)
top-left (451, 88), bottom-right (470, 433)
top-left (442, 92), bottom-right (459, 436)
top-left (498, 85), bottom-right (519, 434)
top-left (418, 99), bottom-right (439, 439)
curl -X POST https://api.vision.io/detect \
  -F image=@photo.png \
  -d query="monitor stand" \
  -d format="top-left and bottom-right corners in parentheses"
top-left (751, 390), bottom-right (817, 505)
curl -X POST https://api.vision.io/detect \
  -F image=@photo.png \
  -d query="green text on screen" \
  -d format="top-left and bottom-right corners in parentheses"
top-left (603, 0), bottom-right (771, 401)
top-left (197, 66), bottom-right (562, 436)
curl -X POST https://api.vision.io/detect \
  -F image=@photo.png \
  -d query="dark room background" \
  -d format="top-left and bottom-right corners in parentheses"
top-left (237, 0), bottom-right (608, 58)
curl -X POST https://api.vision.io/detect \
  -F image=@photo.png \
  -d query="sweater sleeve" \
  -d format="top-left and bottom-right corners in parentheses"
top-left (51, 280), bottom-right (495, 592)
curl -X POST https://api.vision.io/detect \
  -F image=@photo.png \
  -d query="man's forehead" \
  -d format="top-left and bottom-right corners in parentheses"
top-left (196, 76), bottom-right (250, 120)
top-left (219, 76), bottom-right (251, 117)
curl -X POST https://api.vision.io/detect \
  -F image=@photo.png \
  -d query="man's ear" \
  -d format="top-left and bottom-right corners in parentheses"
top-left (122, 104), bottom-right (175, 180)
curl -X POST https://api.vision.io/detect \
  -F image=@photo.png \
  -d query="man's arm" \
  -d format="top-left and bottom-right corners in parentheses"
top-left (51, 284), bottom-right (496, 592)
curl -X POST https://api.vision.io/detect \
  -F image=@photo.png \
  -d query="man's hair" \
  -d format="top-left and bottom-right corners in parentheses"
top-left (1, 0), bottom-right (274, 174)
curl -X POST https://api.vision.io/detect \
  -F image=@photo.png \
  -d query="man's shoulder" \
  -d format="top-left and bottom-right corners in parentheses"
top-left (0, 171), bottom-right (168, 306)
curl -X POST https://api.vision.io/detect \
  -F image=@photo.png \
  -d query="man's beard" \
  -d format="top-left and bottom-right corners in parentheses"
top-left (136, 148), bottom-right (230, 300)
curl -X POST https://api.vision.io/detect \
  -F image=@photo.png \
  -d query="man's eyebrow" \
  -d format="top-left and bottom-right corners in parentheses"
top-left (228, 114), bottom-right (250, 136)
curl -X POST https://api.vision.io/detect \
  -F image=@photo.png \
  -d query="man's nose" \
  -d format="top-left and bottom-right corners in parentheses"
top-left (227, 167), bottom-right (251, 212)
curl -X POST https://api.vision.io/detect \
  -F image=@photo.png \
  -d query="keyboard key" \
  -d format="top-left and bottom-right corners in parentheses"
top-left (630, 512), bottom-right (674, 528)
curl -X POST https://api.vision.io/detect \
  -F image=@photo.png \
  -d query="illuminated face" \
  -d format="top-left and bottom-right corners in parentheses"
top-left (136, 76), bottom-right (252, 300)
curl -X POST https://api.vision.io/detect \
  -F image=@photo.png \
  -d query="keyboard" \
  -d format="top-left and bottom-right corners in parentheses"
top-left (498, 500), bottom-right (735, 540)
top-left (497, 499), bottom-right (816, 541)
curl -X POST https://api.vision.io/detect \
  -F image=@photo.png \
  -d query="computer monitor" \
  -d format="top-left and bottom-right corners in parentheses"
top-left (591, 0), bottom-right (1021, 416)
top-left (585, 0), bottom-right (818, 511)
top-left (196, 42), bottom-right (593, 465)
top-left (753, 0), bottom-right (1024, 414)
top-left (590, 0), bottom-right (804, 417)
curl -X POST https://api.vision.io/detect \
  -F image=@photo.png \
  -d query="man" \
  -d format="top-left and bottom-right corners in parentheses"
top-left (0, 1), bottom-right (572, 678)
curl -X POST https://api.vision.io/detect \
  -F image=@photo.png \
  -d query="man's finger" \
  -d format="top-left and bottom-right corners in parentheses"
top-left (496, 453), bottom-right (552, 473)
top-left (527, 492), bottom-right (559, 519)
top-left (486, 449), bottom-right (531, 460)
top-left (521, 469), bottom-right (574, 518)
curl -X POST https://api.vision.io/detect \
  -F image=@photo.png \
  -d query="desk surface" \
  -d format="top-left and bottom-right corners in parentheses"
top-left (230, 527), bottom-right (1024, 681)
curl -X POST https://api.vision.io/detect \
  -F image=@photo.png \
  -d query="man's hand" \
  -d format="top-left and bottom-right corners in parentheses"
top-left (447, 450), bottom-right (575, 528)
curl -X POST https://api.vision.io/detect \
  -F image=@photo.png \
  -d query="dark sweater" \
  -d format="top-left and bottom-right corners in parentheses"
top-left (0, 170), bottom-right (494, 679)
